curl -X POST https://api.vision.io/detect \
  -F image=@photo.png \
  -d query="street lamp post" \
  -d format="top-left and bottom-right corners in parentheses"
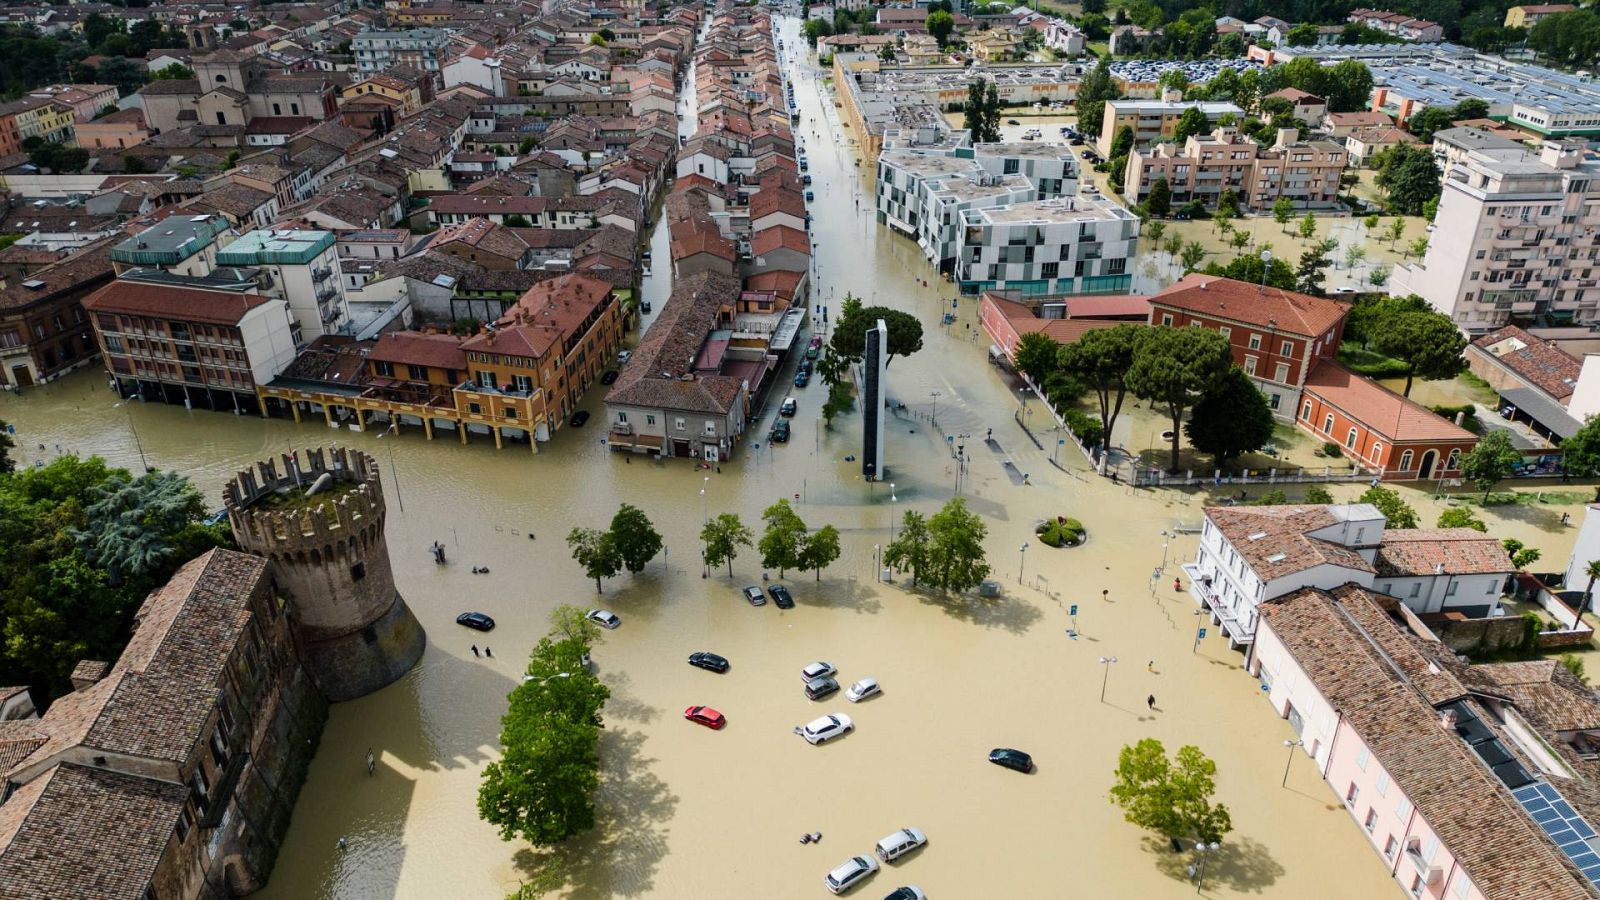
top-left (929, 390), bottom-right (941, 427)
top-left (1192, 609), bottom-right (1206, 653)
top-left (701, 475), bottom-right (710, 524)
top-left (376, 420), bottom-right (406, 513)
top-left (874, 543), bottom-right (882, 582)
top-left (1258, 249), bottom-right (1272, 294)
top-left (1193, 841), bottom-right (1221, 892)
top-left (889, 483), bottom-right (897, 542)
top-left (1019, 541), bottom-right (1029, 583)
top-left (1098, 655), bottom-right (1118, 703)
top-left (1281, 738), bottom-right (1304, 788)
top-left (111, 401), bottom-right (151, 473)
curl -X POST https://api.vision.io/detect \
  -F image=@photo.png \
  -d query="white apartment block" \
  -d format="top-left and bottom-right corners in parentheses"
top-left (1096, 96), bottom-right (1244, 158)
top-left (876, 140), bottom-right (1078, 279)
top-left (215, 229), bottom-right (350, 346)
top-left (1393, 140), bottom-right (1600, 332)
top-left (352, 29), bottom-right (448, 76)
top-left (955, 186), bottom-right (1139, 296)
top-left (1183, 503), bottom-right (1511, 657)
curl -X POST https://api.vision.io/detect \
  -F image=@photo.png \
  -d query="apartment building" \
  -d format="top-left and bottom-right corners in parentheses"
top-left (0, 95), bottom-right (75, 154)
top-left (954, 186), bottom-right (1139, 297)
top-left (0, 237), bottom-right (115, 390)
top-left (1392, 140), bottom-right (1600, 331)
top-left (214, 229), bottom-right (350, 346)
top-left (1184, 502), bottom-right (1511, 654)
top-left (109, 215), bottom-right (233, 278)
top-left (1345, 8), bottom-right (1444, 41)
top-left (82, 270), bottom-right (299, 412)
top-left (1504, 3), bottom-right (1576, 28)
top-left (1147, 273), bottom-right (1348, 417)
top-left (1126, 127), bottom-right (1346, 212)
top-left (877, 141), bottom-right (1078, 277)
top-left (352, 29), bottom-right (449, 77)
top-left (1095, 97), bottom-right (1243, 158)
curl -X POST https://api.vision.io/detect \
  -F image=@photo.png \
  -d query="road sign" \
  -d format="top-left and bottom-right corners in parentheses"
top-left (1069, 604), bottom-right (1078, 616)
top-left (1198, 628), bottom-right (1207, 639)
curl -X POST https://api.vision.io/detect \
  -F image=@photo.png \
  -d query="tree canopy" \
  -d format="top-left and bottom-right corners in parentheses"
top-left (1127, 327), bottom-right (1233, 472)
top-left (963, 78), bottom-right (1001, 143)
top-left (1358, 486), bottom-right (1418, 529)
top-left (1060, 324), bottom-right (1141, 456)
top-left (828, 294), bottom-right (924, 366)
top-left (884, 510), bottom-right (932, 586)
top-left (1461, 430), bottom-right (1521, 500)
top-left (925, 497), bottom-right (991, 592)
top-left (700, 512), bottom-right (754, 578)
top-left (1374, 143), bottom-right (1442, 216)
top-left (566, 527), bottom-right (621, 594)
top-left (1185, 368), bottom-right (1275, 468)
top-left (608, 504), bottom-right (662, 574)
top-left (759, 499), bottom-right (807, 578)
top-left (1108, 739), bottom-right (1233, 846)
top-left (1369, 305), bottom-right (1467, 396)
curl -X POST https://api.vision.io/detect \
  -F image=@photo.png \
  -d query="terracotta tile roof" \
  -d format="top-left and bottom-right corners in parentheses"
top-left (606, 270), bottom-right (744, 415)
top-left (1303, 360), bottom-right (1478, 444)
top-left (0, 237), bottom-right (117, 312)
top-left (81, 279), bottom-right (273, 327)
top-left (1150, 273), bottom-right (1348, 338)
top-left (1347, 126), bottom-right (1417, 145)
top-left (669, 218), bottom-right (735, 262)
top-left (1374, 529), bottom-right (1514, 578)
top-left (1062, 294), bottom-right (1152, 319)
top-left (751, 224), bottom-right (808, 257)
top-left (461, 272), bottom-right (615, 361)
top-left (432, 217), bottom-right (531, 262)
top-left (1472, 660), bottom-right (1600, 733)
top-left (988, 293), bottom-right (1133, 346)
top-left (0, 763), bottom-right (188, 900)
top-left (369, 331), bottom-right (467, 372)
top-left (745, 269), bottom-right (804, 301)
top-left (1325, 111), bottom-right (1393, 127)
top-left (1260, 585), bottom-right (1596, 900)
top-left (1472, 325), bottom-right (1582, 400)
top-left (1203, 503), bottom-right (1377, 581)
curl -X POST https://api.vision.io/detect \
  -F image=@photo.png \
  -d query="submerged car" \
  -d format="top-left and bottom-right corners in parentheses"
top-left (586, 609), bottom-right (621, 629)
top-left (768, 584), bottom-right (795, 609)
top-left (456, 612), bottom-right (495, 631)
top-left (743, 585), bottom-right (768, 606)
top-left (845, 678), bottom-right (880, 702)
top-left (799, 713), bottom-right (854, 745)
top-left (875, 828), bottom-right (927, 863)
top-left (684, 705), bottom-right (726, 729)
top-left (801, 661), bottom-right (837, 682)
top-left (805, 676), bottom-right (840, 700)
top-left (824, 855), bottom-right (879, 894)
top-left (989, 747), bottom-right (1034, 773)
top-left (688, 651), bottom-right (730, 673)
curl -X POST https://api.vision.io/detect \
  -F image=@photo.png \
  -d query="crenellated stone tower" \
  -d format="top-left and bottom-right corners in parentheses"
top-left (224, 447), bottom-right (425, 701)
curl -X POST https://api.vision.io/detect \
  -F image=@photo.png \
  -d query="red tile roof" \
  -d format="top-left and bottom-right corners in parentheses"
top-left (989, 293), bottom-right (1135, 346)
top-left (1303, 360), bottom-right (1478, 444)
top-left (1471, 325), bottom-right (1582, 400)
top-left (1373, 529), bottom-right (1513, 577)
top-left (751, 224), bottom-right (809, 257)
top-left (1150, 273), bottom-right (1348, 338)
top-left (368, 332), bottom-right (466, 372)
top-left (1203, 504), bottom-right (1377, 581)
top-left (1062, 294), bottom-right (1152, 319)
top-left (81, 279), bottom-right (272, 326)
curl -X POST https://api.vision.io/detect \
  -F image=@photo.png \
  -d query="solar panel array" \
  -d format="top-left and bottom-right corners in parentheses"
top-left (1513, 782), bottom-right (1600, 892)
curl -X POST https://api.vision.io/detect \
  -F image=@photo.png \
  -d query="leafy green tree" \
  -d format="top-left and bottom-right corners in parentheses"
top-left (1374, 144), bottom-right (1441, 215)
top-left (566, 526), bottom-right (621, 594)
top-left (827, 300), bottom-right (923, 366)
top-left (0, 418), bottom-right (13, 474)
top-left (799, 525), bottom-right (841, 581)
top-left (1359, 486), bottom-right (1418, 529)
top-left (478, 629), bottom-right (609, 845)
top-left (1215, 187), bottom-right (1240, 221)
top-left (1076, 56), bottom-right (1117, 139)
top-left (1581, 558), bottom-right (1600, 611)
top-left (1013, 332), bottom-right (1063, 386)
top-left (963, 78), bottom-right (1001, 143)
top-left (608, 503), bottom-right (662, 574)
top-left (1296, 212), bottom-right (1317, 242)
top-left (1172, 105), bottom-right (1210, 146)
top-left (759, 499), bottom-right (807, 578)
top-left (1109, 124), bottom-right (1134, 161)
top-left (1408, 237), bottom-right (1430, 259)
top-left (1368, 265), bottom-right (1391, 288)
top-left (1386, 217), bottom-right (1406, 248)
top-left (1462, 430), bottom-right (1522, 501)
top-left (1201, 253), bottom-right (1297, 291)
top-left (1163, 234), bottom-right (1183, 258)
top-left (1370, 308), bottom-right (1467, 396)
top-left (1127, 327), bottom-right (1232, 472)
top-left (1185, 368), bottom-right (1274, 469)
top-left (926, 497), bottom-right (991, 592)
top-left (1295, 239), bottom-right (1337, 297)
top-left (1437, 507), bottom-right (1487, 531)
top-left (1228, 230), bottom-right (1251, 251)
top-left (549, 603), bottom-right (604, 645)
top-left (1562, 416), bottom-right (1600, 484)
top-left (1061, 324), bottom-right (1140, 451)
top-left (1144, 220), bottom-right (1165, 246)
top-left (700, 512), bottom-right (753, 577)
top-left (927, 9), bottom-right (954, 45)
top-left (73, 469), bottom-right (207, 585)
top-left (1108, 739), bottom-right (1233, 845)
top-left (1146, 177), bottom-right (1171, 218)
top-left (1179, 241), bottom-right (1206, 272)
top-left (884, 510), bottom-right (932, 586)
top-left (1304, 486), bottom-right (1334, 504)
top-left (1344, 243), bottom-right (1366, 271)
top-left (1502, 538), bottom-right (1542, 570)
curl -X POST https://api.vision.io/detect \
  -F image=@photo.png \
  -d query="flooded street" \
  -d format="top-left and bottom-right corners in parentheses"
top-left (0, 20), bottom-right (1555, 900)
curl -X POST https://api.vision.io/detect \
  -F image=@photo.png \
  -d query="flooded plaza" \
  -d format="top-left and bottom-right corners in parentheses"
top-left (3, 20), bottom-right (1583, 900)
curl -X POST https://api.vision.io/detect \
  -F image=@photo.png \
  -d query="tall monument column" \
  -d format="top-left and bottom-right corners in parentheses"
top-left (224, 447), bottom-right (426, 701)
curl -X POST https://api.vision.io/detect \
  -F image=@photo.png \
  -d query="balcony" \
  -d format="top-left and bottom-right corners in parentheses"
top-left (610, 421), bottom-right (634, 436)
top-left (456, 380), bottom-right (536, 401)
top-left (316, 285), bottom-right (338, 303)
top-left (1182, 563), bottom-right (1254, 644)
top-left (312, 266), bottom-right (333, 283)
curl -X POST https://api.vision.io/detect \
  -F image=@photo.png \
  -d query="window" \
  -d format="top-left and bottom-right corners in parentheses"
top-left (1365, 809), bottom-right (1378, 833)
top-left (477, 371), bottom-right (497, 389)
top-left (617, 411), bottom-right (628, 423)
top-left (408, 365), bottom-right (428, 381)
top-left (645, 414), bottom-right (656, 426)
top-left (1161, 314), bottom-right (1173, 326)
top-left (1041, 261), bottom-right (1059, 279)
top-left (176, 804), bottom-right (195, 843)
top-left (1376, 773), bottom-right (1389, 797)
top-left (1357, 747), bottom-right (1370, 771)
top-left (1410, 875), bottom-right (1424, 898)
top-left (704, 421), bottom-right (717, 435)
top-left (1269, 393), bottom-right (1280, 410)
top-left (674, 417), bottom-right (686, 431)
top-left (1384, 835), bottom-right (1398, 860)
top-left (1322, 414), bottom-right (1334, 435)
top-left (1218, 326), bottom-right (1231, 339)
top-left (1346, 783), bottom-right (1359, 806)
top-left (513, 375), bottom-right (532, 393)
top-left (1273, 362), bottom-right (1290, 383)
top-left (273, 103), bottom-right (282, 115)
top-left (1446, 449), bottom-right (1460, 470)
top-left (1248, 334), bottom-right (1262, 350)
top-left (1346, 428), bottom-right (1358, 449)
top-left (1302, 400), bottom-right (1313, 420)
top-left (1280, 340), bottom-right (1293, 356)
top-left (1244, 356), bottom-right (1257, 375)
top-left (1399, 450), bottom-right (1413, 472)
top-left (504, 407), bottom-right (517, 419)
top-left (1452, 873), bottom-right (1473, 898)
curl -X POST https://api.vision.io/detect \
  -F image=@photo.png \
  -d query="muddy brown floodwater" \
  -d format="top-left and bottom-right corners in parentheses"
top-left (0, 20), bottom-right (1507, 899)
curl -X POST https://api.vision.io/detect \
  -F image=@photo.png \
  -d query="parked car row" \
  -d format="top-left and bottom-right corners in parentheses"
top-left (823, 828), bottom-right (928, 894)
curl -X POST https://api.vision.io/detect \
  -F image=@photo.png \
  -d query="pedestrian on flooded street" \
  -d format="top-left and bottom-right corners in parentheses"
top-left (1147, 694), bottom-right (1156, 710)
top-left (485, 646), bottom-right (493, 658)
top-left (471, 644), bottom-right (480, 657)
top-left (366, 748), bottom-right (375, 776)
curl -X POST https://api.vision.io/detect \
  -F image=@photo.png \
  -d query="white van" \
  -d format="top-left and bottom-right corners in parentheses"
top-left (780, 397), bottom-right (798, 417)
top-left (875, 827), bottom-right (927, 862)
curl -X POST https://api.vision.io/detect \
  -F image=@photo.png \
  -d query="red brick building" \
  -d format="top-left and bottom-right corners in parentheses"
top-left (1147, 274), bottom-right (1350, 418)
top-left (1298, 360), bottom-right (1479, 480)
